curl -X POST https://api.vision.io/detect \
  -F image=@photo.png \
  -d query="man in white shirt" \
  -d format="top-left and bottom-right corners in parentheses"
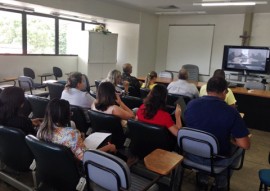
top-left (167, 68), bottom-right (199, 99)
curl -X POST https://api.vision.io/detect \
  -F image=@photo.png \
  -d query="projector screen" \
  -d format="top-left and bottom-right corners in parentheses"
top-left (166, 25), bottom-right (215, 75)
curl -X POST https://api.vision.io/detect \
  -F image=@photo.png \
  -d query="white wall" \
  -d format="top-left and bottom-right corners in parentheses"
top-left (0, 56), bottom-right (77, 83)
top-left (251, 13), bottom-right (270, 46)
top-left (156, 14), bottom-right (245, 82)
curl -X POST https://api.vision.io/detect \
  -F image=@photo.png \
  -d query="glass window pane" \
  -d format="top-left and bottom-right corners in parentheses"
top-left (85, 23), bottom-right (98, 31)
top-left (59, 20), bottom-right (81, 55)
top-left (0, 11), bottom-right (22, 54)
top-left (27, 15), bottom-right (55, 54)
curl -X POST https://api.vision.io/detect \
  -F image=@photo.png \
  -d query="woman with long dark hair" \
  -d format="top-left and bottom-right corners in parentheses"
top-left (136, 84), bottom-right (182, 136)
top-left (0, 86), bottom-right (39, 135)
top-left (37, 98), bottom-right (116, 161)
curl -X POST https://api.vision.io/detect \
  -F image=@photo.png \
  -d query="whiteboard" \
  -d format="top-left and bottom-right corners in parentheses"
top-left (166, 25), bottom-right (215, 75)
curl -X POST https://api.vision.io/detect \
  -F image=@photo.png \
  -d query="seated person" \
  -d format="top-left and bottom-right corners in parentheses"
top-left (185, 77), bottom-right (250, 190)
top-left (91, 82), bottom-right (134, 127)
top-left (136, 84), bottom-right (182, 136)
top-left (200, 69), bottom-right (236, 107)
top-left (167, 68), bottom-right (199, 99)
top-left (0, 86), bottom-right (41, 135)
top-left (102, 69), bottom-right (129, 96)
top-left (61, 72), bottom-right (95, 108)
top-left (37, 98), bottom-right (116, 161)
top-left (141, 71), bottom-right (157, 90)
top-left (121, 63), bottom-right (141, 96)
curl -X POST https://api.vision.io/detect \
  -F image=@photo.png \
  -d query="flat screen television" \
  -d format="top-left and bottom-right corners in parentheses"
top-left (222, 45), bottom-right (270, 74)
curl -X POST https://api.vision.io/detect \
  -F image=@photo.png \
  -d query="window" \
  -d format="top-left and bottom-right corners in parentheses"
top-left (0, 10), bottom-right (22, 53)
top-left (59, 19), bottom-right (81, 55)
top-left (27, 15), bottom-right (55, 54)
top-left (85, 23), bottom-right (97, 31)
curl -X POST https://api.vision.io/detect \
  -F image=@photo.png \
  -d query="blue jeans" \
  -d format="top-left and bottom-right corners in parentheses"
top-left (185, 146), bottom-right (243, 188)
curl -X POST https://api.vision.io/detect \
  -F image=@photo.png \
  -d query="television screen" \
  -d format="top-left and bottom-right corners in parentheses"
top-left (222, 45), bottom-right (270, 74)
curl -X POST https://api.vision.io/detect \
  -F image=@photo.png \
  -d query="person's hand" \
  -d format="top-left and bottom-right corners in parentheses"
top-left (123, 81), bottom-right (129, 92)
top-left (175, 104), bottom-right (182, 118)
top-left (115, 93), bottom-right (122, 105)
top-left (108, 142), bottom-right (117, 153)
top-left (31, 118), bottom-right (42, 127)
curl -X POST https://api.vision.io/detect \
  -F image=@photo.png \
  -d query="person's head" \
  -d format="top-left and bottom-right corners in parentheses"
top-left (122, 63), bottom-right (132, 75)
top-left (95, 82), bottom-right (117, 111)
top-left (143, 84), bottom-right (168, 119)
top-left (0, 87), bottom-right (25, 122)
top-left (213, 69), bottom-right (225, 79)
top-left (178, 68), bottom-right (188, 80)
top-left (206, 77), bottom-right (228, 100)
top-left (106, 70), bottom-right (122, 86)
top-left (145, 71), bottom-right (157, 88)
top-left (37, 99), bottom-right (70, 141)
top-left (66, 72), bottom-right (83, 90)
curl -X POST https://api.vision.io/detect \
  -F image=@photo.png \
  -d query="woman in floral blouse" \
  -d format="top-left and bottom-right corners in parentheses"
top-left (37, 98), bottom-right (116, 160)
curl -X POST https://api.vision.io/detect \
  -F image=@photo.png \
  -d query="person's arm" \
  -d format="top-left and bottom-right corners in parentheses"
top-left (168, 104), bottom-right (182, 136)
top-left (231, 136), bottom-right (250, 150)
top-left (114, 94), bottom-right (134, 119)
top-left (98, 142), bottom-right (117, 153)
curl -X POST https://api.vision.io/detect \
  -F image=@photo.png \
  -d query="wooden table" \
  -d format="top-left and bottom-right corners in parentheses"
top-left (0, 77), bottom-right (17, 87)
top-left (38, 73), bottom-right (54, 84)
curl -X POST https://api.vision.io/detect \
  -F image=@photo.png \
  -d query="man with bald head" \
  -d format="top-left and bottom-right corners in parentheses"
top-left (167, 68), bottom-right (199, 98)
top-left (121, 63), bottom-right (141, 97)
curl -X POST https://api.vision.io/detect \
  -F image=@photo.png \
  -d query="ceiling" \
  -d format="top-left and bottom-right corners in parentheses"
top-left (101, 0), bottom-right (270, 15)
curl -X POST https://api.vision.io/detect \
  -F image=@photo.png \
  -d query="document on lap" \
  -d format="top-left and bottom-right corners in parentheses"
top-left (84, 132), bottom-right (111, 149)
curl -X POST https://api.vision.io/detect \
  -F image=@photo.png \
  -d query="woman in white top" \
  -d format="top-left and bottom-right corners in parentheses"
top-left (61, 72), bottom-right (95, 108)
top-left (91, 82), bottom-right (134, 120)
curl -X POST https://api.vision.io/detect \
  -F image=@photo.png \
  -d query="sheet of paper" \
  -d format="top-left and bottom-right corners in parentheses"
top-left (84, 132), bottom-right (111, 150)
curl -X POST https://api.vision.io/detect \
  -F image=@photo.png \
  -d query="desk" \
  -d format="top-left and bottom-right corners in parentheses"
top-left (0, 77), bottom-right (17, 87)
top-left (38, 73), bottom-right (54, 84)
top-left (144, 149), bottom-right (183, 190)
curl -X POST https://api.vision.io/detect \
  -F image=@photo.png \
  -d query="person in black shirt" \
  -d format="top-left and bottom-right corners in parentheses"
top-left (0, 87), bottom-right (40, 135)
top-left (121, 63), bottom-right (141, 97)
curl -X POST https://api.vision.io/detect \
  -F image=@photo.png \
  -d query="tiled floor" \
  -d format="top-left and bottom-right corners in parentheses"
top-left (0, 128), bottom-right (269, 191)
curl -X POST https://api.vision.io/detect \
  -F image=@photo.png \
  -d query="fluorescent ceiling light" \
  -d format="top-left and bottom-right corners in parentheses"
top-left (156, 11), bottom-right (206, 15)
top-left (193, 1), bottom-right (267, 6)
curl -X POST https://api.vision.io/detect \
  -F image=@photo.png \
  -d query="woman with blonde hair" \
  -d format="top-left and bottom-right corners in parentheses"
top-left (141, 71), bottom-right (157, 90)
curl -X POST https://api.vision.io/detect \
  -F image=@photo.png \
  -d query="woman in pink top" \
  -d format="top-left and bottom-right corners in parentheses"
top-left (136, 84), bottom-right (182, 136)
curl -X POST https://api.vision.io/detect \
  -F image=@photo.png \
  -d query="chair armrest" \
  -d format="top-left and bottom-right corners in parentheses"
top-left (268, 151), bottom-right (270, 164)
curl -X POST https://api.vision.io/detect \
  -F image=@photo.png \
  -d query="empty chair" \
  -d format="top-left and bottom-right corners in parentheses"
top-left (259, 151), bottom-right (270, 191)
top-left (18, 76), bottom-right (47, 96)
top-left (70, 105), bottom-right (91, 134)
top-left (244, 81), bottom-right (265, 90)
top-left (0, 126), bottom-right (35, 191)
top-left (121, 95), bottom-right (143, 109)
top-left (158, 71), bottom-right (173, 79)
top-left (25, 135), bottom-right (84, 191)
top-left (128, 119), bottom-right (176, 159)
top-left (47, 82), bottom-right (65, 100)
top-left (182, 64), bottom-right (199, 81)
top-left (53, 67), bottom-right (63, 80)
top-left (26, 95), bottom-right (49, 118)
top-left (23, 67), bottom-right (36, 79)
top-left (177, 127), bottom-right (245, 190)
top-left (89, 109), bottom-right (126, 149)
top-left (83, 150), bottom-right (158, 191)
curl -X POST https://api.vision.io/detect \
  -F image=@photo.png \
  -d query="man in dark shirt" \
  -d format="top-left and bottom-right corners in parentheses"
top-left (121, 63), bottom-right (141, 97)
top-left (184, 77), bottom-right (250, 191)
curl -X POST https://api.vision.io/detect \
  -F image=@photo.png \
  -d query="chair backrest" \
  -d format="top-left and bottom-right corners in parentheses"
top-left (127, 119), bottom-right (176, 159)
top-left (140, 88), bottom-right (150, 99)
top-left (26, 94), bottom-right (50, 118)
top-left (244, 81), bottom-right (265, 90)
top-left (25, 135), bottom-right (81, 191)
top-left (83, 150), bottom-right (131, 191)
top-left (70, 105), bottom-right (91, 133)
top-left (121, 95), bottom-right (143, 109)
top-left (182, 64), bottom-right (199, 81)
top-left (158, 71), bottom-right (174, 79)
top-left (0, 126), bottom-right (34, 171)
top-left (53, 67), bottom-right (63, 80)
top-left (18, 76), bottom-right (34, 91)
top-left (128, 86), bottom-right (141, 97)
top-left (167, 93), bottom-right (191, 107)
top-left (23, 67), bottom-right (35, 79)
top-left (88, 110), bottom-right (125, 148)
top-left (94, 80), bottom-right (101, 91)
top-left (177, 127), bottom-right (219, 158)
top-left (82, 74), bottom-right (90, 92)
top-left (47, 82), bottom-right (65, 100)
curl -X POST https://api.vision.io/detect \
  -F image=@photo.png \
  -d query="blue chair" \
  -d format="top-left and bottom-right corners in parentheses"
top-left (259, 152), bottom-right (270, 191)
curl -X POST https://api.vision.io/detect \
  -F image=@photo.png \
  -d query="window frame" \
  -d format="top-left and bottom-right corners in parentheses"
top-left (0, 8), bottom-right (103, 56)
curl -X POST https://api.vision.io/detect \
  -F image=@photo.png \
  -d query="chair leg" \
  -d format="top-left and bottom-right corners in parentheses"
top-left (259, 182), bottom-right (262, 191)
